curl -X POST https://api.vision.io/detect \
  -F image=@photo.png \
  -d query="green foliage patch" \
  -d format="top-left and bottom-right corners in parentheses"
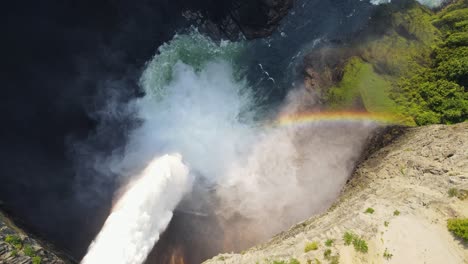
top-left (327, 57), bottom-right (399, 114)
top-left (5, 235), bottom-right (22, 250)
top-left (383, 248), bottom-right (393, 260)
top-left (23, 245), bottom-right (35, 257)
top-left (391, 1), bottom-right (468, 125)
top-left (342, 231), bottom-right (368, 253)
top-left (32, 256), bottom-right (42, 264)
top-left (304, 241), bottom-right (319, 252)
top-left (447, 218), bottom-right (468, 241)
top-left (326, 1), bottom-right (468, 126)
top-left (289, 258), bottom-right (301, 264)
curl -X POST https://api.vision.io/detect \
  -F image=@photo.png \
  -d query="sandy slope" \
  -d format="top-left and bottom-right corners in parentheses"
top-left (204, 123), bottom-right (468, 264)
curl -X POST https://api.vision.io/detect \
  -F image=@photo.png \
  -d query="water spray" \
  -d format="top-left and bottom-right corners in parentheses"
top-left (81, 154), bottom-right (191, 264)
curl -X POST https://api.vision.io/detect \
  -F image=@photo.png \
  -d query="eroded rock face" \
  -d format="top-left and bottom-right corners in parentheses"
top-left (187, 0), bottom-right (293, 40)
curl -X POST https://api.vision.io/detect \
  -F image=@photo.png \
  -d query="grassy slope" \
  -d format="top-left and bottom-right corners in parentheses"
top-left (328, 57), bottom-right (397, 113)
top-left (327, 0), bottom-right (468, 125)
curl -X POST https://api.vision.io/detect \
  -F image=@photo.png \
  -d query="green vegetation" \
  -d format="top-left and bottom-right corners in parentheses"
top-left (449, 188), bottom-right (459, 197)
top-left (23, 245), bottom-right (35, 257)
top-left (384, 221), bottom-right (390, 227)
top-left (327, 57), bottom-right (399, 114)
top-left (364, 208), bottom-right (375, 214)
top-left (32, 256), bottom-right (42, 264)
top-left (304, 241), bottom-right (319, 252)
top-left (324, 249), bottom-right (332, 259)
top-left (342, 231), bottom-right (368, 253)
top-left (352, 237), bottom-right (369, 253)
top-left (448, 188), bottom-right (468, 200)
top-left (10, 249), bottom-right (18, 257)
top-left (393, 210), bottom-right (401, 216)
top-left (5, 235), bottom-right (22, 250)
top-left (329, 255), bottom-right (340, 264)
top-left (326, 0), bottom-right (468, 126)
top-left (343, 232), bottom-right (355, 245)
top-left (383, 248), bottom-right (393, 260)
top-left (269, 259), bottom-right (301, 264)
top-left (289, 258), bottom-right (301, 264)
top-left (391, 1), bottom-right (468, 125)
top-left (313, 259), bottom-right (321, 264)
top-left (447, 218), bottom-right (468, 241)
top-left (271, 258), bottom-right (302, 264)
top-left (325, 239), bottom-right (335, 247)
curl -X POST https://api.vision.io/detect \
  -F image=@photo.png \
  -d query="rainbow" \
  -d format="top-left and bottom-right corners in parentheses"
top-left (276, 111), bottom-right (405, 127)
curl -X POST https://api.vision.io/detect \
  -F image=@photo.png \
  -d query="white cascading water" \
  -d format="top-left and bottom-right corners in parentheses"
top-left (81, 154), bottom-right (192, 264)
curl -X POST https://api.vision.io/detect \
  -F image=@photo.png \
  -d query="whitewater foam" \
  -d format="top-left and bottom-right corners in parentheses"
top-left (370, 0), bottom-right (447, 8)
top-left (81, 154), bottom-right (191, 264)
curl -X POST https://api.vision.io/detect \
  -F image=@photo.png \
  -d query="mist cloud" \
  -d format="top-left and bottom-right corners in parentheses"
top-left (82, 30), bottom-right (379, 261)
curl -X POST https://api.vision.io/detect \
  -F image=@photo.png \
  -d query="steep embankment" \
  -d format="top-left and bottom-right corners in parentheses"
top-left (205, 122), bottom-right (468, 264)
top-left (307, 0), bottom-right (468, 126)
top-left (0, 212), bottom-right (68, 264)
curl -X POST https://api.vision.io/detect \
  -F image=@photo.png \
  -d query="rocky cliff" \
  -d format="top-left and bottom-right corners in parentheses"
top-left (186, 0), bottom-right (293, 40)
top-left (204, 122), bottom-right (468, 263)
top-left (0, 212), bottom-right (69, 264)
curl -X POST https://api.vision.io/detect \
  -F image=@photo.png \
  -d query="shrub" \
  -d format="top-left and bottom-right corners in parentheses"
top-left (447, 218), bottom-right (468, 241)
top-left (289, 258), bottom-right (300, 264)
top-left (324, 249), bottom-right (332, 259)
top-left (343, 232), bottom-right (356, 245)
top-left (383, 248), bottom-right (393, 260)
top-left (364, 208), bottom-right (375, 214)
top-left (32, 256), bottom-right (42, 264)
top-left (384, 221), bottom-right (389, 227)
top-left (272, 261), bottom-right (286, 264)
top-left (305, 241), bottom-right (319, 252)
top-left (343, 231), bottom-right (368, 253)
top-left (23, 245), bottom-right (35, 257)
top-left (5, 235), bottom-right (22, 250)
top-left (393, 210), bottom-right (400, 216)
top-left (325, 239), bottom-right (335, 247)
top-left (449, 188), bottom-right (459, 197)
top-left (329, 255), bottom-right (340, 264)
top-left (352, 238), bottom-right (369, 253)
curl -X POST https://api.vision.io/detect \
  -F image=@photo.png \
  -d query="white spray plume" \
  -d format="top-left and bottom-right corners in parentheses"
top-left (215, 88), bottom-right (377, 242)
top-left (111, 61), bottom-right (257, 184)
top-left (81, 154), bottom-right (191, 264)
top-left (83, 30), bottom-right (380, 259)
